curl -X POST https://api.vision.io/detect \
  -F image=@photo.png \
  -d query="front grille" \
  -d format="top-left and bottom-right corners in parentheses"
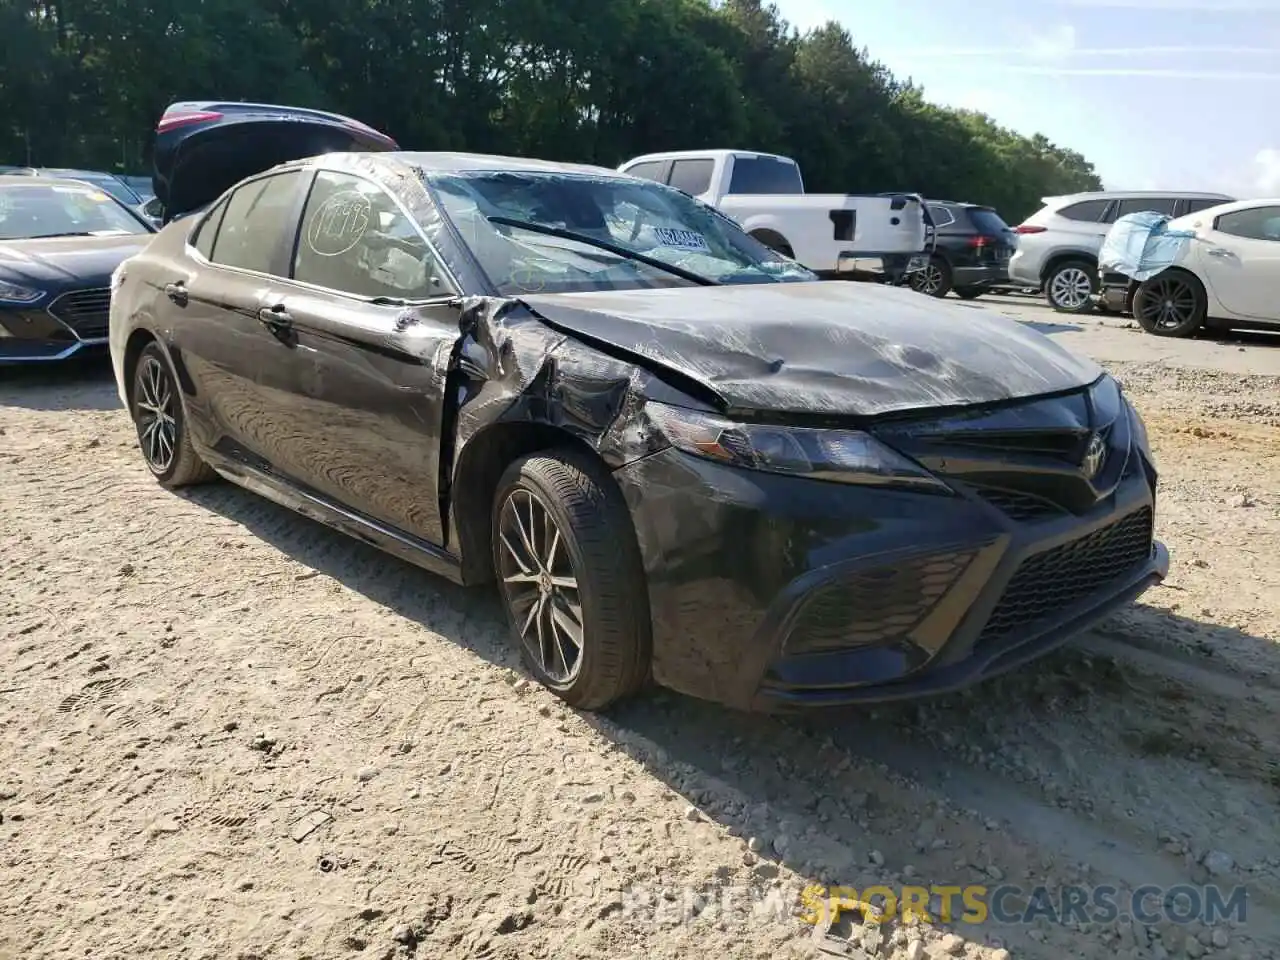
top-left (978, 507), bottom-right (1153, 643)
top-left (48, 288), bottom-right (111, 340)
top-left (786, 549), bottom-right (976, 655)
top-left (969, 485), bottom-right (1065, 523)
top-left (925, 430), bottom-right (1086, 460)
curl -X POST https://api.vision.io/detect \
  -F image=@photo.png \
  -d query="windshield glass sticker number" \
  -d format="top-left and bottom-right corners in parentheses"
top-left (653, 227), bottom-right (710, 253)
top-left (307, 191), bottom-right (372, 257)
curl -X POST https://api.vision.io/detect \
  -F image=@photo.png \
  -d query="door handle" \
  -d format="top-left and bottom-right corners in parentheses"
top-left (1206, 247), bottom-right (1234, 258)
top-left (257, 306), bottom-right (292, 330)
top-left (163, 282), bottom-right (188, 306)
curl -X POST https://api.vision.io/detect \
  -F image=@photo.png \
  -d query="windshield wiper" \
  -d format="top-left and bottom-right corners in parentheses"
top-left (486, 216), bottom-right (718, 287)
top-left (30, 232), bottom-right (95, 239)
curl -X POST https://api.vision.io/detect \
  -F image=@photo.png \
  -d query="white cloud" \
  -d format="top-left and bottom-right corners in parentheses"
top-left (1059, 0), bottom-right (1280, 9)
top-left (1026, 24), bottom-right (1077, 61)
top-left (1255, 149), bottom-right (1280, 195)
top-left (897, 45), bottom-right (1276, 58)
top-left (979, 66), bottom-right (1280, 79)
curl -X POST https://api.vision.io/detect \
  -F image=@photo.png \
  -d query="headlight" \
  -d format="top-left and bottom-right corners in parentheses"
top-left (1125, 398), bottom-right (1154, 465)
top-left (0, 281), bottom-right (44, 304)
top-left (647, 401), bottom-right (953, 494)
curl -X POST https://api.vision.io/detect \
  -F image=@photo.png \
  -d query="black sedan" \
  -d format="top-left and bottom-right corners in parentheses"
top-left (109, 103), bottom-right (1168, 713)
top-left (1, 175), bottom-right (155, 362)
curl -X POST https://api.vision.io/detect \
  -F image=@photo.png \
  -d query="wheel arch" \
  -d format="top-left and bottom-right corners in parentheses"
top-left (1040, 249), bottom-right (1098, 284)
top-left (748, 227), bottom-right (794, 256)
top-left (449, 420), bottom-right (609, 586)
top-left (121, 328), bottom-right (160, 407)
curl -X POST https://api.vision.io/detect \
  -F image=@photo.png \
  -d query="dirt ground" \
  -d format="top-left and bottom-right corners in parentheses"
top-left (2, 300), bottom-right (1278, 960)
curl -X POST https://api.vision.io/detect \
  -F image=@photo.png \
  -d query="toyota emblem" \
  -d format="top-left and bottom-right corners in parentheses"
top-left (1082, 433), bottom-right (1106, 480)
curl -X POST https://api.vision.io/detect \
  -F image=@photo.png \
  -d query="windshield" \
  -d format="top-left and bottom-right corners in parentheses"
top-left (427, 170), bottom-right (815, 294)
top-left (0, 183), bottom-right (152, 240)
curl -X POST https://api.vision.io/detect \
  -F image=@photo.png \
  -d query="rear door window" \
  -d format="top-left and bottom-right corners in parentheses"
top-left (925, 204), bottom-right (955, 227)
top-left (623, 161), bottom-right (666, 183)
top-left (1057, 199), bottom-right (1109, 222)
top-left (726, 156), bottom-right (804, 195)
top-left (191, 197), bottom-right (229, 260)
top-left (667, 159), bottom-right (714, 196)
top-left (208, 171), bottom-right (305, 274)
top-left (1114, 197), bottom-right (1180, 218)
top-left (1184, 197), bottom-right (1227, 215)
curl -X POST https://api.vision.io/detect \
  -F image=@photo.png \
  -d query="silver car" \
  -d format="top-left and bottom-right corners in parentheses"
top-left (1009, 191), bottom-right (1234, 313)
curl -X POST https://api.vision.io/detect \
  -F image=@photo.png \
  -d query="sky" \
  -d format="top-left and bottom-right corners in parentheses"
top-left (767, 0), bottom-right (1280, 199)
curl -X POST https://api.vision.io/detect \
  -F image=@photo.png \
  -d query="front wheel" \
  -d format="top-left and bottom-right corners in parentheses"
top-left (1044, 260), bottom-right (1097, 313)
top-left (1133, 272), bottom-right (1207, 337)
top-left (910, 256), bottom-right (952, 297)
top-left (954, 287), bottom-right (984, 300)
top-left (492, 449), bottom-right (652, 711)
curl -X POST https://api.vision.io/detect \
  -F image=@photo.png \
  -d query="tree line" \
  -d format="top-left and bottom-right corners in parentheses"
top-left (0, 0), bottom-right (1102, 222)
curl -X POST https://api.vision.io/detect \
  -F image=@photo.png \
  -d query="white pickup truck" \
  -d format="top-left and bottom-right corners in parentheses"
top-left (617, 149), bottom-right (930, 282)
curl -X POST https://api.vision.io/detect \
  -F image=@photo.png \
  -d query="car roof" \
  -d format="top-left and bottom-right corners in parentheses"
top-left (622, 149), bottom-right (794, 165)
top-left (1172, 197), bottom-right (1280, 219)
top-left (0, 173), bottom-right (118, 190)
top-left (391, 151), bottom-right (624, 178)
top-left (267, 150), bottom-right (638, 181)
top-left (1044, 189), bottom-right (1234, 205)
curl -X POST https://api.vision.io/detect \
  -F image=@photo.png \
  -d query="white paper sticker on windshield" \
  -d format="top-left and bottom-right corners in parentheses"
top-left (654, 227), bottom-right (710, 253)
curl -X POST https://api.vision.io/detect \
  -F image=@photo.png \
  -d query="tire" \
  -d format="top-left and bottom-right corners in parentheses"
top-left (129, 341), bottom-right (218, 488)
top-left (1132, 271), bottom-right (1207, 338)
top-left (1043, 259), bottom-right (1097, 313)
top-left (492, 448), bottom-right (652, 711)
top-left (910, 256), bottom-right (952, 298)
top-left (954, 287), bottom-right (984, 300)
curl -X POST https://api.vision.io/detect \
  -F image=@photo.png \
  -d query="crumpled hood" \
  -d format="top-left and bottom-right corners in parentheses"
top-left (518, 281), bottom-right (1102, 418)
top-left (0, 235), bottom-right (150, 288)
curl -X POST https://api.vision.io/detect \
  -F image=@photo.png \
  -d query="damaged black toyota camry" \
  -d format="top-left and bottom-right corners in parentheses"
top-left (110, 103), bottom-right (1168, 713)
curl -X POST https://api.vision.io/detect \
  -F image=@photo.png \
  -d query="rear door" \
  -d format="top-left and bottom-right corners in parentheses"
top-left (1195, 204), bottom-right (1280, 320)
top-left (164, 169), bottom-right (311, 463)
top-left (255, 168), bottom-right (464, 545)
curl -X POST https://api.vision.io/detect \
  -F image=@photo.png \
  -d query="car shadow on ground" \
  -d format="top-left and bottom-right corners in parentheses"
top-left (186, 478), bottom-right (1280, 950)
top-left (0, 356), bottom-right (121, 411)
top-left (1010, 319), bottom-right (1085, 336)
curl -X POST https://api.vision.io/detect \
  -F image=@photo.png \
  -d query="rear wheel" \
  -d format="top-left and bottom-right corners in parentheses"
top-left (1044, 259), bottom-right (1097, 313)
top-left (492, 448), bottom-right (651, 711)
top-left (1133, 271), bottom-right (1206, 338)
top-left (910, 256), bottom-right (953, 298)
top-left (129, 342), bottom-right (217, 488)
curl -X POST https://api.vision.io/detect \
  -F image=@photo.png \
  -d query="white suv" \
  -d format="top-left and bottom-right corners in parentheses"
top-left (1009, 191), bottom-right (1234, 312)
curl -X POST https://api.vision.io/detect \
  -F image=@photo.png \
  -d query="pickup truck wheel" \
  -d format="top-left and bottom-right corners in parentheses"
top-left (1133, 272), bottom-right (1206, 338)
top-left (492, 448), bottom-right (652, 712)
top-left (1044, 259), bottom-right (1097, 313)
top-left (910, 256), bottom-right (952, 297)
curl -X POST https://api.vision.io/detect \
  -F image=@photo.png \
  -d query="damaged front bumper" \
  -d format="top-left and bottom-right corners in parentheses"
top-left (614, 448), bottom-right (1167, 712)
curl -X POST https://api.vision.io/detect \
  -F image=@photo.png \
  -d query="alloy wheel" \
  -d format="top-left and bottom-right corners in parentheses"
top-left (1048, 266), bottom-right (1093, 310)
top-left (1135, 276), bottom-right (1198, 331)
top-left (496, 488), bottom-right (584, 684)
top-left (134, 355), bottom-right (177, 473)
top-left (912, 262), bottom-right (944, 295)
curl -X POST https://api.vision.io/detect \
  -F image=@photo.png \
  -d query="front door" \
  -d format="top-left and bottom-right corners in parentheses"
top-left (252, 168), bottom-right (464, 546)
top-left (1195, 204), bottom-right (1280, 320)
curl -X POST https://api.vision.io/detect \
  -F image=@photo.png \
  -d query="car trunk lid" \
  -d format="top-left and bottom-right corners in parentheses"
top-left (152, 101), bottom-right (399, 222)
